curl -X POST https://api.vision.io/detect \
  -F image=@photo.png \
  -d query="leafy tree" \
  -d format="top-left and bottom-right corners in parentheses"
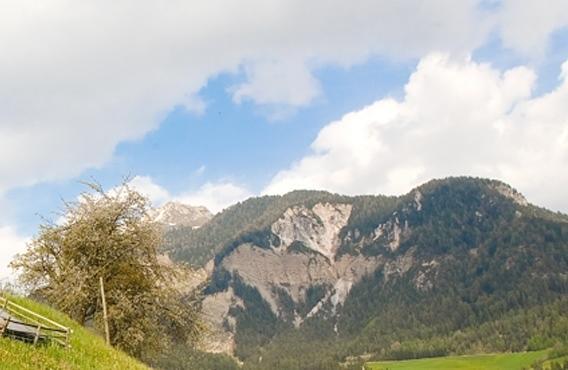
top-left (11, 181), bottom-right (202, 359)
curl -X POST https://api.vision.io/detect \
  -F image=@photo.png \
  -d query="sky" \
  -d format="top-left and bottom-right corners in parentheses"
top-left (1, 0), bottom-right (568, 279)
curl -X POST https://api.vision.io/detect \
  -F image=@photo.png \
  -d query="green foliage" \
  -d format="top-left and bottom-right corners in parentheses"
top-left (529, 336), bottom-right (557, 352)
top-left (273, 286), bottom-right (296, 322)
top-left (151, 346), bottom-right (240, 370)
top-left (405, 180), bottom-right (516, 255)
top-left (230, 273), bottom-right (287, 360)
top-left (297, 284), bottom-right (329, 316)
top-left (205, 265), bottom-right (232, 295)
top-left (231, 298), bottom-right (567, 370)
top-left (344, 298), bottom-right (568, 364)
top-left (241, 329), bottom-right (346, 370)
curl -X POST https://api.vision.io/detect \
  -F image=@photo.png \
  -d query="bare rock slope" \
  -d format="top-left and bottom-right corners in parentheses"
top-left (150, 201), bottom-right (212, 229)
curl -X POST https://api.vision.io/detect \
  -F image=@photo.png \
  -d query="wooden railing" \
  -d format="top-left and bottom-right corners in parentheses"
top-left (0, 295), bottom-right (71, 347)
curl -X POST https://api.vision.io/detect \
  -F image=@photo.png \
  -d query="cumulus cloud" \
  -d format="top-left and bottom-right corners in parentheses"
top-left (0, 0), bottom-right (566, 198)
top-left (499, 0), bottom-right (568, 57)
top-left (128, 175), bottom-right (171, 206)
top-left (0, 0), bottom-right (493, 195)
top-left (264, 53), bottom-right (568, 212)
top-left (232, 59), bottom-right (322, 107)
top-left (126, 176), bottom-right (251, 213)
top-left (176, 182), bottom-right (253, 214)
top-left (0, 226), bottom-right (29, 281)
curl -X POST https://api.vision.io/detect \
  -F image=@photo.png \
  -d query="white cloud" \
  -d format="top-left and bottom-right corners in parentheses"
top-left (128, 175), bottom-right (171, 206)
top-left (183, 94), bottom-right (208, 116)
top-left (0, 226), bottom-right (29, 281)
top-left (0, 1), bottom-right (566, 197)
top-left (499, 0), bottom-right (568, 57)
top-left (126, 176), bottom-right (252, 213)
top-left (177, 182), bottom-right (253, 214)
top-left (264, 53), bottom-right (568, 213)
top-left (232, 59), bottom-right (321, 107)
top-left (0, 0), bottom-right (491, 194)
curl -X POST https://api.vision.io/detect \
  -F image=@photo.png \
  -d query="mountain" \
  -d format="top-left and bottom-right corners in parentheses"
top-left (162, 177), bottom-right (568, 370)
top-left (150, 201), bottom-right (212, 229)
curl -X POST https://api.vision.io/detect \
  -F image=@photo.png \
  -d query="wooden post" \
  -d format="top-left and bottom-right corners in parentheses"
top-left (33, 325), bottom-right (42, 345)
top-left (99, 277), bottom-right (110, 346)
top-left (1, 316), bottom-right (10, 337)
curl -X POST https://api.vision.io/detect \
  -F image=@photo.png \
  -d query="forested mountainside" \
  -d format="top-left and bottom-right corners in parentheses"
top-left (161, 177), bottom-right (568, 370)
top-left (164, 189), bottom-right (399, 267)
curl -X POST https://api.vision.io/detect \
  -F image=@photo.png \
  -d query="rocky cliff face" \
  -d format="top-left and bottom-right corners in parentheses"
top-left (150, 201), bottom-right (212, 229)
top-left (271, 203), bottom-right (352, 261)
top-left (200, 287), bottom-right (243, 355)
top-left (199, 201), bottom-right (403, 353)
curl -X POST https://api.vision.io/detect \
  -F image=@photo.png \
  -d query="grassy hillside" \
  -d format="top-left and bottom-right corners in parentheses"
top-left (0, 294), bottom-right (147, 370)
top-left (366, 350), bottom-right (550, 370)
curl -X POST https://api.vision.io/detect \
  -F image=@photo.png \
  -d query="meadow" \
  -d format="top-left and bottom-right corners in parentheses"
top-left (366, 350), bottom-right (550, 370)
top-left (0, 294), bottom-right (147, 370)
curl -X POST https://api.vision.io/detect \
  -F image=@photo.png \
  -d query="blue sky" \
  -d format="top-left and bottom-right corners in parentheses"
top-left (6, 56), bottom-right (414, 234)
top-left (1, 1), bottom-right (568, 277)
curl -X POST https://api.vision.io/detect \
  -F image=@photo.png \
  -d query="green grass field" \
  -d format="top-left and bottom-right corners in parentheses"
top-left (0, 294), bottom-right (147, 370)
top-left (366, 350), bottom-right (550, 370)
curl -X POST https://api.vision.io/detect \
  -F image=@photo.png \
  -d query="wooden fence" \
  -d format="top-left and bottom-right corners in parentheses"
top-left (0, 295), bottom-right (71, 347)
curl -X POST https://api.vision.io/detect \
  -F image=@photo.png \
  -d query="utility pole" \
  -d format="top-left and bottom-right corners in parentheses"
top-left (99, 277), bottom-right (110, 345)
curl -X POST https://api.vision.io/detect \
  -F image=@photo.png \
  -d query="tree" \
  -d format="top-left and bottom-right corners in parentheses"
top-left (11, 181), bottom-right (202, 358)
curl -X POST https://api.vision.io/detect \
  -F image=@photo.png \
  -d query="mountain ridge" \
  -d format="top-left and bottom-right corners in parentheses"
top-left (161, 177), bottom-right (568, 369)
top-left (150, 201), bottom-right (213, 229)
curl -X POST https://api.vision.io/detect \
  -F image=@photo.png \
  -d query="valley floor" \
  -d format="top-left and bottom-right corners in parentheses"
top-left (366, 350), bottom-right (550, 370)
